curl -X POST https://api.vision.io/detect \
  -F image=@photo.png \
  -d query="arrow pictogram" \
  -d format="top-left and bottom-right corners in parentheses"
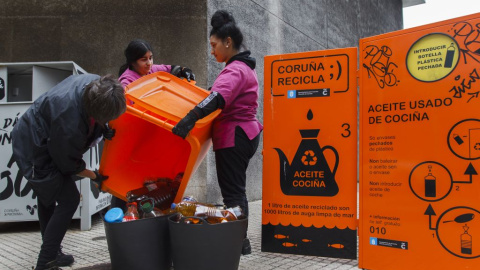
top-left (453, 163), bottom-right (478, 184)
top-left (425, 204), bottom-right (437, 231)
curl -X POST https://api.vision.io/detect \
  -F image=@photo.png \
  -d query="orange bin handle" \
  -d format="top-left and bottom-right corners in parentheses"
top-left (126, 105), bottom-right (175, 131)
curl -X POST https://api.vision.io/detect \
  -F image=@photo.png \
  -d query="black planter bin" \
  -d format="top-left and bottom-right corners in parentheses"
top-left (168, 214), bottom-right (248, 270)
top-left (103, 214), bottom-right (172, 270)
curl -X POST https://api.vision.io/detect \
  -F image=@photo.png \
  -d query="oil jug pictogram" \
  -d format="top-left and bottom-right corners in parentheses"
top-left (274, 110), bottom-right (339, 196)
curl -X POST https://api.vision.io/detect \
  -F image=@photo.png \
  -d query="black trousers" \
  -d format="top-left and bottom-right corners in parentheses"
top-left (215, 126), bottom-right (260, 217)
top-left (36, 177), bottom-right (80, 268)
top-left (109, 195), bottom-right (127, 211)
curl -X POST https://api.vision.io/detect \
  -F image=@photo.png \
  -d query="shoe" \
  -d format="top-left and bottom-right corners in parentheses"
top-left (242, 238), bottom-right (252, 255)
top-left (56, 246), bottom-right (74, 266)
top-left (33, 261), bottom-right (62, 270)
top-left (45, 260), bottom-right (62, 270)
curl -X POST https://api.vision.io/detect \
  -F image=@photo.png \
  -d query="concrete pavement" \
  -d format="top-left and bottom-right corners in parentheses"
top-left (0, 200), bottom-right (359, 270)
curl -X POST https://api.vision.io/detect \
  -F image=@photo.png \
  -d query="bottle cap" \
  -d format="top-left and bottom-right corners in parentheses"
top-left (127, 201), bottom-right (137, 207)
top-left (181, 195), bottom-right (197, 202)
top-left (141, 202), bottom-right (154, 212)
top-left (104, 208), bottom-right (124, 223)
top-left (171, 203), bottom-right (177, 209)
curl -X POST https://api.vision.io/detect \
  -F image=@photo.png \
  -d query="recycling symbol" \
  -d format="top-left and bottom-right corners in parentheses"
top-left (301, 150), bottom-right (317, 166)
top-left (474, 143), bottom-right (480, 150)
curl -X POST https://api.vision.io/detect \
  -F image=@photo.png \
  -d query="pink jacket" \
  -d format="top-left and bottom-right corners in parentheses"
top-left (211, 60), bottom-right (263, 150)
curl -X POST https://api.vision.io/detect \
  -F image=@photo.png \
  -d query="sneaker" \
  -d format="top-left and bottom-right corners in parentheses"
top-left (56, 246), bottom-right (74, 266)
top-left (242, 238), bottom-right (252, 255)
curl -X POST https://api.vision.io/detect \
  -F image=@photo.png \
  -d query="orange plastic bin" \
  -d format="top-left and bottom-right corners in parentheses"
top-left (99, 72), bottom-right (220, 203)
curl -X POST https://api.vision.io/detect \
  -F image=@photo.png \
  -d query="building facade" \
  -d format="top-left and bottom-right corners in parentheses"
top-left (0, 0), bottom-right (418, 204)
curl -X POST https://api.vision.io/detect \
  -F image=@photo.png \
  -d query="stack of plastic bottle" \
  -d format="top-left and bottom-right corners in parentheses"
top-left (105, 190), bottom-right (246, 224)
top-left (170, 196), bottom-right (246, 224)
top-left (104, 199), bottom-right (165, 223)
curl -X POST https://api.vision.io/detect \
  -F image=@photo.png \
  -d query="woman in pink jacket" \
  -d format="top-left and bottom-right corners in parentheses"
top-left (118, 39), bottom-right (195, 88)
top-left (110, 39), bottom-right (197, 211)
top-left (173, 10), bottom-right (263, 255)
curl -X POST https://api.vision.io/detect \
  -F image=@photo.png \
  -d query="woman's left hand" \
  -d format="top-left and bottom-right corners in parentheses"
top-left (172, 110), bottom-right (198, 139)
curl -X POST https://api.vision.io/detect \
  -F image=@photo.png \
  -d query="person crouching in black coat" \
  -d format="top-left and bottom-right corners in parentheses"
top-left (11, 74), bottom-right (126, 270)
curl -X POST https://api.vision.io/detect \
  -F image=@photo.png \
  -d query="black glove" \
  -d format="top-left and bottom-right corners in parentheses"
top-left (103, 124), bottom-right (116, 140)
top-left (92, 170), bottom-right (109, 189)
top-left (171, 65), bottom-right (196, 82)
top-left (172, 110), bottom-right (199, 139)
top-left (181, 67), bottom-right (195, 82)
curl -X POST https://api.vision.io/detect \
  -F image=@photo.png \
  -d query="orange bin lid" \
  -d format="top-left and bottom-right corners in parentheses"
top-left (125, 72), bottom-right (216, 127)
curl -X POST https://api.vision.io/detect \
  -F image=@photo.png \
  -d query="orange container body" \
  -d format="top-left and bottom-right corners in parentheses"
top-left (99, 72), bottom-right (220, 202)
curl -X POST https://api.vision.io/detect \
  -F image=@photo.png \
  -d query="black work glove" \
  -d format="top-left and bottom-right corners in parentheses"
top-left (172, 110), bottom-right (199, 139)
top-left (92, 170), bottom-right (109, 189)
top-left (171, 65), bottom-right (196, 82)
top-left (180, 67), bottom-right (195, 82)
top-left (103, 124), bottom-right (116, 140)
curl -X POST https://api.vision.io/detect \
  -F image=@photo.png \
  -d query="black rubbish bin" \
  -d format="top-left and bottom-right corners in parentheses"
top-left (168, 214), bottom-right (248, 270)
top-left (104, 214), bottom-right (172, 270)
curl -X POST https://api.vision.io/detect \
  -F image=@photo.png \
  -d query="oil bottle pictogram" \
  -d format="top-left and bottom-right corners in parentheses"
top-left (444, 43), bottom-right (456, 68)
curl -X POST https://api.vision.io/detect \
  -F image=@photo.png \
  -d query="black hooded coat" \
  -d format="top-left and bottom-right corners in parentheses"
top-left (11, 74), bottom-right (104, 205)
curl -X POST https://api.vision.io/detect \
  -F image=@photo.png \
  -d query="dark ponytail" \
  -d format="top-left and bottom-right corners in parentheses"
top-left (118, 63), bottom-right (129, 77)
top-left (209, 10), bottom-right (243, 50)
top-left (118, 39), bottom-right (153, 76)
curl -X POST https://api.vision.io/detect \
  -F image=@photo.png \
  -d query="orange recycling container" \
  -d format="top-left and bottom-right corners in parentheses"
top-left (99, 72), bottom-right (220, 203)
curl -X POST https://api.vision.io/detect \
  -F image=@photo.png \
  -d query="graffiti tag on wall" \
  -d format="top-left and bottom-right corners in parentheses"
top-left (450, 21), bottom-right (480, 65)
top-left (363, 45), bottom-right (399, 89)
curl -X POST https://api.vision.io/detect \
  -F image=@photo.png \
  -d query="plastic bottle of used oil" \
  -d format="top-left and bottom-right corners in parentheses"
top-left (171, 202), bottom-right (244, 224)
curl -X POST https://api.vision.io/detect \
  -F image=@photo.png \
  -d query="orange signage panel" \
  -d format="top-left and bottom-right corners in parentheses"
top-left (359, 13), bottom-right (480, 269)
top-left (262, 48), bottom-right (357, 259)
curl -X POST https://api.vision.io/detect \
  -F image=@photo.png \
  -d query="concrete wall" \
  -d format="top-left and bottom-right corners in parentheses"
top-left (0, 0), bottom-right (208, 86)
top-left (0, 0), bottom-right (403, 205)
top-left (202, 0), bottom-right (403, 205)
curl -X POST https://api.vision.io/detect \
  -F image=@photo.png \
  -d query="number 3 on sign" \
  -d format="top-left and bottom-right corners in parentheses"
top-left (341, 123), bottom-right (351, 138)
